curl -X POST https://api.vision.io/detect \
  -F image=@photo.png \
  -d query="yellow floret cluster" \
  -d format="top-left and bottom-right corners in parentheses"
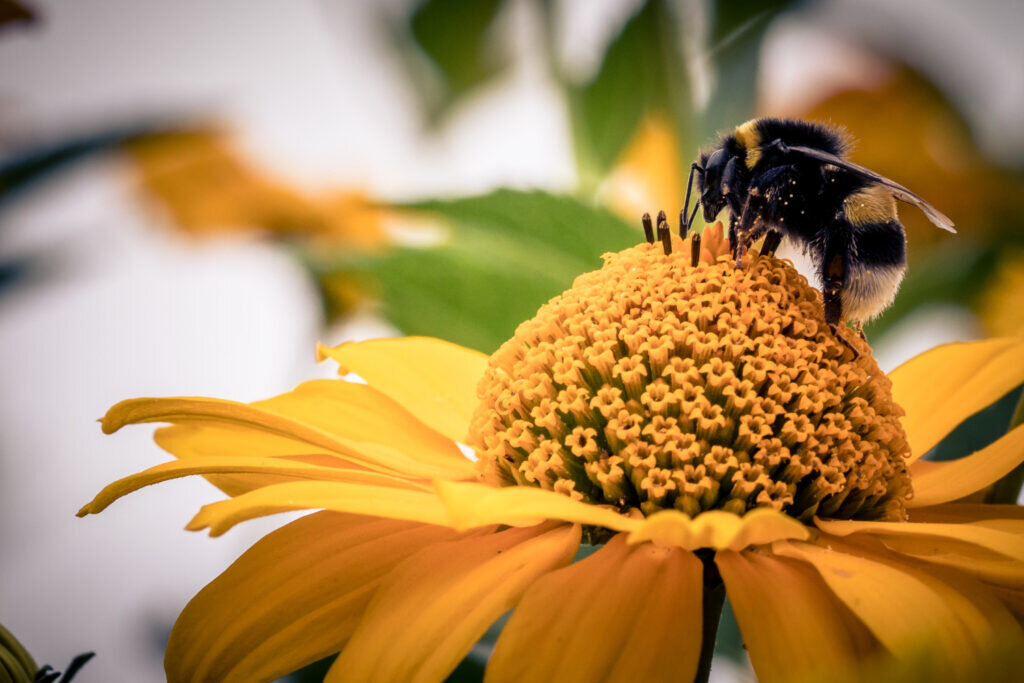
top-left (469, 224), bottom-right (912, 523)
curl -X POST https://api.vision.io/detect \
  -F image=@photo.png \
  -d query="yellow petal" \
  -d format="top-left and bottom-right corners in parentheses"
top-left (317, 337), bottom-right (488, 443)
top-left (186, 481), bottom-right (451, 536)
top-left (716, 550), bottom-right (874, 683)
top-left (154, 424), bottom-right (364, 496)
top-left (816, 517), bottom-right (1024, 562)
top-left (165, 512), bottom-right (463, 683)
top-left (253, 379), bottom-right (471, 471)
top-left (486, 533), bottom-right (703, 683)
top-left (909, 503), bottom-right (1024, 524)
top-left (889, 337), bottom-right (1024, 459)
top-left (909, 424), bottom-right (1024, 506)
top-left (987, 584), bottom-right (1024, 619)
top-left (77, 456), bottom-right (427, 517)
top-left (103, 386), bottom-right (473, 481)
top-left (774, 539), bottom-right (998, 671)
top-left (833, 524), bottom-right (1024, 590)
top-left (627, 508), bottom-right (810, 551)
top-left (434, 480), bottom-right (638, 532)
top-left (326, 522), bottom-right (580, 683)
top-left (911, 562), bottom-right (1024, 656)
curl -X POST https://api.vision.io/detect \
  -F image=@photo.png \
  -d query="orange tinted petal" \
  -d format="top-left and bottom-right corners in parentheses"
top-left (908, 503), bottom-right (1024, 524)
top-left (165, 512), bottom-right (461, 683)
top-left (717, 550), bottom-right (874, 683)
top-left (327, 522), bottom-right (580, 683)
top-left (775, 539), bottom-right (1000, 671)
top-left (486, 534), bottom-right (703, 683)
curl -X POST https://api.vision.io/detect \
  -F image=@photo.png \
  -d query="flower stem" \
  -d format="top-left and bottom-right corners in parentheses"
top-left (694, 550), bottom-right (726, 683)
top-left (985, 388), bottom-right (1024, 504)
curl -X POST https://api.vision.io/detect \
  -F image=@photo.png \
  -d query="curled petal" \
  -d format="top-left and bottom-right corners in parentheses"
top-left (816, 516), bottom-right (1024, 562)
top-left (889, 337), bottom-right (1024, 460)
top-left (186, 481), bottom-right (451, 536)
top-left (77, 456), bottom-right (428, 517)
top-left (628, 508), bottom-right (809, 551)
top-left (102, 388), bottom-right (473, 481)
top-left (909, 424), bottom-right (1024, 507)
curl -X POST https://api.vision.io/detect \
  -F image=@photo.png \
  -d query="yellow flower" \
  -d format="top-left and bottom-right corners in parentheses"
top-left (81, 223), bottom-right (1024, 682)
top-left (128, 129), bottom-right (385, 247)
top-left (979, 249), bottom-right (1024, 337)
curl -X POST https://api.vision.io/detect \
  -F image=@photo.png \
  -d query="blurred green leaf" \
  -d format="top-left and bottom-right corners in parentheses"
top-left (568, 0), bottom-right (695, 183)
top-left (404, 0), bottom-right (509, 122)
top-left (865, 240), bottom-right (1000, 339)
top-left (700, 0), bottom-right (795, 142)
top-left (318, 190), bottom-right (639, 353)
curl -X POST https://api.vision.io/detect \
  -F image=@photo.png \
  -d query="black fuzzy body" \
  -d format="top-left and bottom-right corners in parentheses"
top-left (696, 118), bottom-right (908, 328)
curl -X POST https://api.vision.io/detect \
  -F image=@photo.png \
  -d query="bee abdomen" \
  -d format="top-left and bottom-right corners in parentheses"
top-left (842, 217), bottom-right (907, 322)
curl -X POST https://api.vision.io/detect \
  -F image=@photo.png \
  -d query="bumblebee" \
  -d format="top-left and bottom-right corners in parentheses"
top-left (673, 117), bottom-right (955, 351)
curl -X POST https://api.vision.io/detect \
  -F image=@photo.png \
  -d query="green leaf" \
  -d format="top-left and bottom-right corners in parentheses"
top-left (699, 0), bottom-right (794, 142)
top-left (332, 190), bottom-right (639, 353)
top-left (568, 0), bottom-right (696, 181)
top-left (404, 0), bottom-right (509, 122)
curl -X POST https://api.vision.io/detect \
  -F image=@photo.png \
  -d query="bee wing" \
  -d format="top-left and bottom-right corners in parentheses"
top-left (786, 144), bottom-right (957, 233)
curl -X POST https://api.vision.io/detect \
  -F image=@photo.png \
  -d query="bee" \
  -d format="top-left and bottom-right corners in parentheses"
top-left (674, 117), bottom-right (955, 353)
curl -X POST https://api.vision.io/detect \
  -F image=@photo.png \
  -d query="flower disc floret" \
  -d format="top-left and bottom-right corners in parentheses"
top-left (470, 228), bottom-right (912, 523)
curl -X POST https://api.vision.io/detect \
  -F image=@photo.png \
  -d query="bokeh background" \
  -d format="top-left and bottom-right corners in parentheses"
top-left (2, 0), bottom-right (1022, 680)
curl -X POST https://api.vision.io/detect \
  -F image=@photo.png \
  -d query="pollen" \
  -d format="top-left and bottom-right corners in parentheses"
top-left (469, 223), bottom-right (912, 524)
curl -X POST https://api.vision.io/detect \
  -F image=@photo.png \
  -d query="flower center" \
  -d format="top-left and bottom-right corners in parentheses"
top-left (469, 227), bottom-right (912, 523)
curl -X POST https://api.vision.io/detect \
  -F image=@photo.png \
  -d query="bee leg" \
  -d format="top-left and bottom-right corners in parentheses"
top-left (829, 323), bottom-right (860, 358)
top-left (733, 195), bottom-right (765, 268)
top-left (854, 320), bottom-right (867, 342)
top-left (823, 251), bottom-right (860, 359)
top-left (761, 230), bottom-right (783, 257)
top-left (728, 214), bottom-right (738, 258)
top-left (682, 162), bottom-right (704, 239)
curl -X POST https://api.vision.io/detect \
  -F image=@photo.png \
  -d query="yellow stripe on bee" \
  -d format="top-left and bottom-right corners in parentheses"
top-left (735, 119), bottom-right (762, 169)
top-left (843, 184), bottom-right (897, 226)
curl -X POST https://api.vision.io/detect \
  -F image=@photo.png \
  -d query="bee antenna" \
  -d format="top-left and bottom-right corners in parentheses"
top-left (682, 162), bottom-right (703, 238)
top-left (687, 201), bottom-right (700, 231)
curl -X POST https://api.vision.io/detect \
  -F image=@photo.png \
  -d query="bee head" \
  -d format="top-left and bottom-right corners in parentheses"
top-left (699, 148), bottom-right (730, 223)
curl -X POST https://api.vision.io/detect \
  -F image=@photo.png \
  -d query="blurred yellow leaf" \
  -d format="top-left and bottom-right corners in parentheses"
top-left (127, 130), bottom-right (385, 247)
top-left (599, 114), bottom-right (684, 225)
top-left (798, 66), bottom-right (1024, 245)
top-left (978, 249), bottom-right (1024, 337)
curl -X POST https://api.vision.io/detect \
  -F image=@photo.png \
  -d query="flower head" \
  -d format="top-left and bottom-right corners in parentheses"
top-left (81, 225), bottom-right (1024, 682)
top-left (472, 225), bottom-right (910, 525)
